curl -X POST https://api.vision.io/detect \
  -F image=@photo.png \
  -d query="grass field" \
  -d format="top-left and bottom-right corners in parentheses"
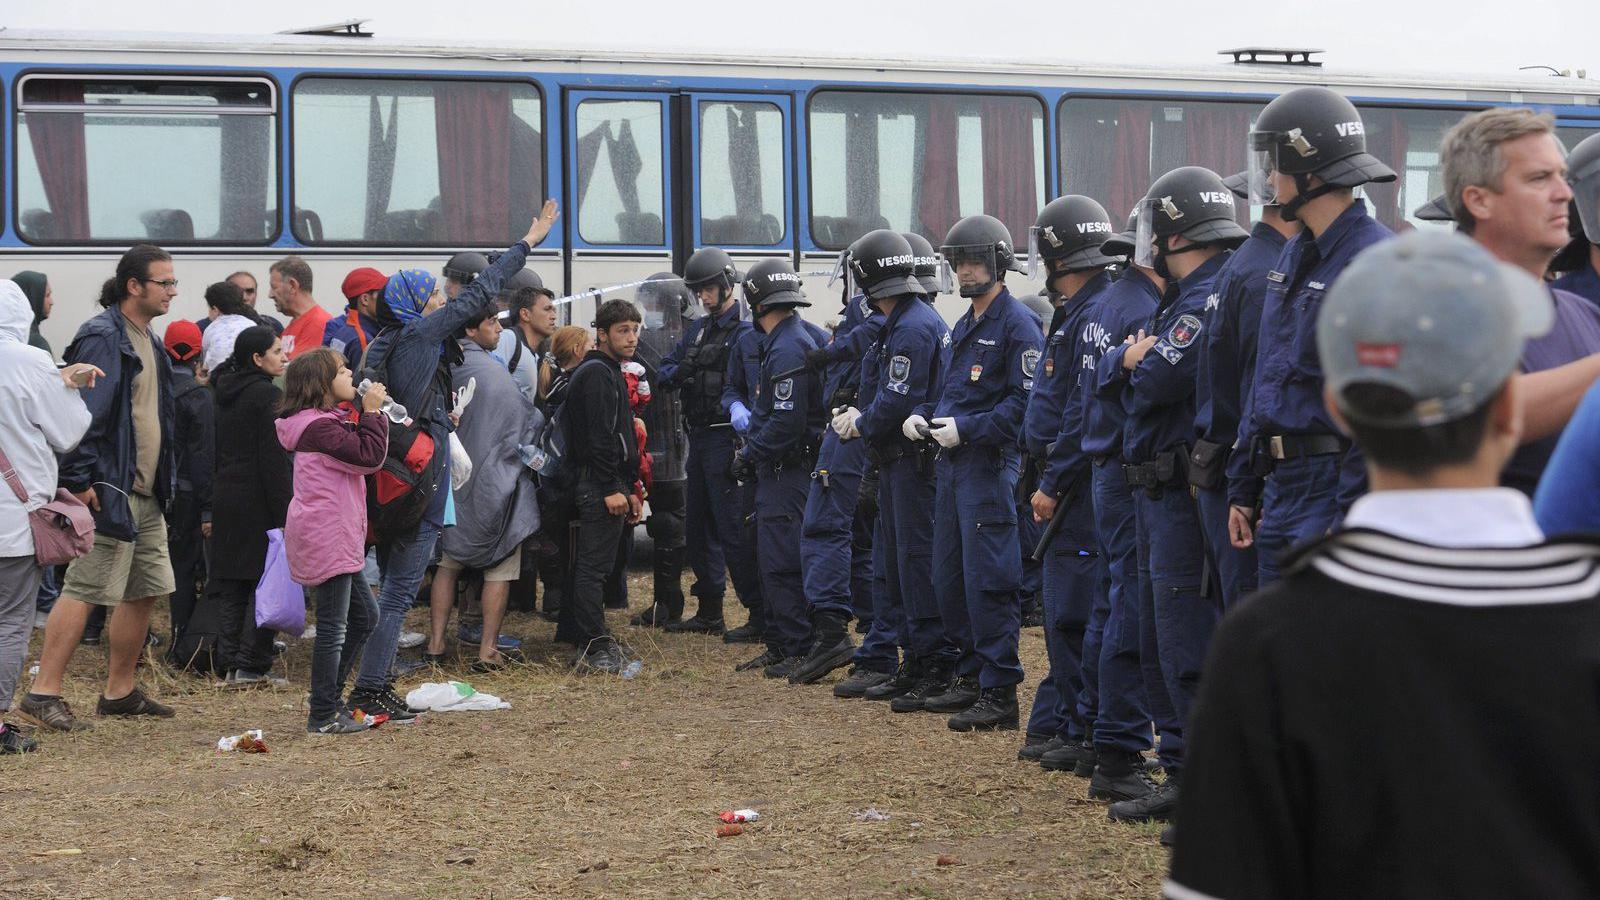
top-left (4, 573), bottom-right (1168, 899)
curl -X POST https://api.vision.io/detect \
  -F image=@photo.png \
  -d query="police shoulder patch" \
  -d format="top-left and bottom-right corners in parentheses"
top-left (941, 332), bottom-right (952, 348)
top-left (1021, 348), bottom-right (1041, 378)
top-left (888, 355), bottom-right (911, 384)
top-left (774, 378), bottom-right (793, 401)
top-left (1156, 342), bottom-right (1184, 365)
top-left (1167, 314), bottom-right (1202, 349)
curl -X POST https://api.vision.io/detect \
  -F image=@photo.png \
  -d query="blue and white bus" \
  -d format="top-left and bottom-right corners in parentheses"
top-left (5, 26), bottom-right (1599, 352)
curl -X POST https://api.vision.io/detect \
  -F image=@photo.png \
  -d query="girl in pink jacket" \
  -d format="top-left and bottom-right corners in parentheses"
top-left (276, 348), bottom-right (390, 735)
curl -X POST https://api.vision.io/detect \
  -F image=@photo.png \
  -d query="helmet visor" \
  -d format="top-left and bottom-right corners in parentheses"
top-left (941, 243), bottom-right (1000, 297)
top-left (1133, 199), bottom-right (1157, 269)
top-left (929, 253), bottom-right (954, 295)
top-left (1025, 225), bottom-right (1046, 280)
top-left (1573, 155), bottom-right (1600, 244)
top-left (832, 251), bottom-right (860, 299)
top-left (1247, 130), bottom-right (1283, 206)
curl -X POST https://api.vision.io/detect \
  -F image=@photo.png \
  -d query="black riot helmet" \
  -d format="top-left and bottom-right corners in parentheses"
top-left (1222, 169), bottom-right (1281, 209)
top-left (845, 230), bottom-right (922, 301)
top-left (1569, 131), bottom-right (1600, 245)
top-left (1414, 195), bottom-right (1455, 224)
top-left (1247, 87), bottom-right (1396, 221)
top-left (1133, 166), bottom-right (1250, 273)
top-left (742, 258), bottom-right (810, 315)
top-left (1101, 208), bottom-right (1140, 260)
top-left (682, 247), bottom-right (739, 295)
top-left (444, 251), bottom-right (489, 284)
top-left (639, 272), bottom-right (695, 316)
top-left (502, 267), bottom-right (544, 294)
top-left (941, 214), bottom-right (1020, 299)
top-left (901, 232), bottom-right (951, 296)
top-left (1029, 195), bottom-right (1122, 275)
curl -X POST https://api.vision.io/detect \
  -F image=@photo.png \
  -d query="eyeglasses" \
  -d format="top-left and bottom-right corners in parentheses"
top-left (142, 278), bottom-right (180, 290)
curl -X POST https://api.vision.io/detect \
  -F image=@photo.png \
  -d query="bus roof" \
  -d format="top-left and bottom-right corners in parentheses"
top-left (2, 27), bottom-right (1598, 103)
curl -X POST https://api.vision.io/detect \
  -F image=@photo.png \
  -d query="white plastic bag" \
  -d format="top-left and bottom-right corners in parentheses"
top-left (449, 432), bottom-right (473, 490)
top-left (404, 680), bottom-right (510, 712)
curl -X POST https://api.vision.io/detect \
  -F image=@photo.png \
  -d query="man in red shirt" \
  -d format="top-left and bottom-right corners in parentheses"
top-left (269, 256), bottom-right (331, 360)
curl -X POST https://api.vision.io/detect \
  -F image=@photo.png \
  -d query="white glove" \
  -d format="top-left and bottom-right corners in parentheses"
top-left (452, 376), bottom-right (477, 419)
top-left (902, 414), bottom-right (930, 441)
top-left (449, 431), bottom-right (473, 490)
top-left (831, 406), bottom-right (862, 440)
top-left (929, 416), bottom-right (962, 448)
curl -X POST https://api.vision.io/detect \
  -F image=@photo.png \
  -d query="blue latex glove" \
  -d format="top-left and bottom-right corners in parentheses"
top-left (730, 400), bottom-right (752, 434)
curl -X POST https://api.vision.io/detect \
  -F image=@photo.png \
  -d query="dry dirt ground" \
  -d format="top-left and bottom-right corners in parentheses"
top-left (4, 573), bottom-right (1168, 899)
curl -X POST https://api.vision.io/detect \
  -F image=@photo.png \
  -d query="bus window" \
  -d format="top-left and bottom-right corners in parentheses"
top-left (1355, 105), bottom-right (1473, 233)
top-left (16, 75), bottom-right (277, 244)
top-left (808, 90), bottom-right (1045, 250)
top-left (699, 101), bottom-right (785, 246)
top-left (574, 99), bottom-right (666, 246)
top-left (292, 78), bottom-right (543, 246)
top-left (1059, 96), bottom-right (1263, 225)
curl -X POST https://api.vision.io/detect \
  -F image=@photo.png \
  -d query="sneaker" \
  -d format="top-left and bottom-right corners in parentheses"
top-left (947, 686), bottom-right (1018, 732)
top-left (458, 624), bottom-right (522, 652)
top-left (396, 631), bottom-right (426, 649)
top-left (575, 642), bottom-right (626, 675)
top-left (80, 630), bottom-right (101, 647)
top-left (833, 667), bottom-right (894, 699)
top-left (1018, 733), bottom-right (1066, 762)
top-left (923, 676), bottom-right (981, 714)
top-left (272, 639), bottom-right (287, 656)
top-left (224, 669), bottom-right (289, 689)
top-left (17, 694), bottom-right (91, 732)
top-left (1108, 775), bottom-right (1181, 823)
top-left (96, 687), bottom-right (175, 718)
top-left (348, 686), bottom-right (420, 724)
top-left (307, 711), bottom-right (372, 735)
top-left (889, 664), bottom-right (954, 713)
top-left (0, 722), bottom-right (39, 753)
top-left (763, 654), bottom-right (806, 680)
top-left (1040, 738), bottom-right (1098, 776)
top-left (864, 662), bottom-right (921, 701)
top-left (1089, 752), bottom-right (1159, 803)
top-left (664, 614), bottom-right (725, 635)
top-left (722, 622), bottom-right (765, 644)
top-left (735, 647), bottom-right (784, 672)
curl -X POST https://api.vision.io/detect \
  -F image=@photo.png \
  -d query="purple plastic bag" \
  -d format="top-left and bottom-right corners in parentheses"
top-left (255, 529), bottom-right (306, 634)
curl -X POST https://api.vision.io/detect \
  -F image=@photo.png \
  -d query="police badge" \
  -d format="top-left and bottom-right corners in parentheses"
top-left (774, 378), bottom-right (793, 401)
top-left (889, 355), bottom-right (910, 384)
top-left (1021, 349), bottom-right (1041, 378)
top-left (1168, 314), bottom-right (1202, 349)
top-left (970, 364), bottom-right (982, 382)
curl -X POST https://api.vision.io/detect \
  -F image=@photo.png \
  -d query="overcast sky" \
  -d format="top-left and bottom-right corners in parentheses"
top-left (4, 0), bottom-right (1599, 78)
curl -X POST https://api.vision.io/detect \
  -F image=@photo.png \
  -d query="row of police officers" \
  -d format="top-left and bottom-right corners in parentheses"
top-left (643, 85), bottom-right (1402, 827)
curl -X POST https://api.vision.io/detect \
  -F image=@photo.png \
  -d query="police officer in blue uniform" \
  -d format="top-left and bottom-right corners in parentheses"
top-left (1015, 291), bottom-right (1055, 630)
top-left (720, 322), bottom-right (771, 648)
top-left (1069, 210), bottom-right (1173, 789)
top-left (1556, 132), bottom-right (1600, 306)
top-left (652, 248), bottom-right (758, 632)
top-left (788, 235), bottom-right (889, 685)
top-left (899, 214), bottom-right (1043, 732)
top-left (1188, 172), bottom-right (1300, 608)
top-left (1016, 196), bottom-right (1121, 763)
top-left (1230, 88), bottom-right (1397, 585)
top-left (727, 260), bottom-right (826, 678)
top-left (1098, 166), bottom-right (1248, 824)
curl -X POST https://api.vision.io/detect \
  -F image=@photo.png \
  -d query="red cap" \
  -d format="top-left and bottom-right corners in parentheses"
top-left (341, 267), bottom-right (388, 301)
top-left (163, 319), bottom-right (203, 363)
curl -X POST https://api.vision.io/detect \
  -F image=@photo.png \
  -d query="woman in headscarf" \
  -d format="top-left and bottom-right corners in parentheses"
top-left (206, 325), bottom-right (293, 686)
top-left (200, 280), bottom-right (263, 374)
top-left (12, 271), bottom-right (52, 356)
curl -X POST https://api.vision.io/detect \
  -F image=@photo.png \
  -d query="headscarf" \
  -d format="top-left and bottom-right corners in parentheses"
top-left (380, 269), bottom-right (437, 326)
top-left (202, 314), bottom-right (255, 373)
top-left (12, 270), bottom-right (49, 354)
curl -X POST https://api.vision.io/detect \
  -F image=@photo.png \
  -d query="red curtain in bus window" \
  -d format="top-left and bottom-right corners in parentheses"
top-left (1185, 104), bottom-right (1252, 224)
top-left (24, 80), bottom-right (90, 238)
top-left (917, 97), bottom-right (962, 242)
top-left (1361, 108), bottom-right (1410, 231)
top-left (1106, 104), bottom-right (1153, 226)
top-left (435, 82), bottom-right (512, 240)
top-left (981, 98), bottom-right (1039, 245)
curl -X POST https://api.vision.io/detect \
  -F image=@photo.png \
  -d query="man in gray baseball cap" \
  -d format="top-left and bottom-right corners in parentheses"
top-left (1167, 230), bottom-right (1600, 898)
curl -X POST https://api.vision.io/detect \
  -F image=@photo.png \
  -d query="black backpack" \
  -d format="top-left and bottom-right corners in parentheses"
top-left (360, 330), bottom-right (442, 543)
top-left (533, 358), bottom-right (617, 501)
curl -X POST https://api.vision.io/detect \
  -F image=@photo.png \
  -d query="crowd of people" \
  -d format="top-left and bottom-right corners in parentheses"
top-left (4, 85), bottom-right (1600, 892)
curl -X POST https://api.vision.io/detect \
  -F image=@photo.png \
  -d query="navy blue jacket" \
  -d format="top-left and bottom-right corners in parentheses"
top-left (1101, 252), bottom-right (1230, 463)
top-left (858, 295), bottom-right (950, 448)
top-left (1231, 200), bottom-right (1392, 509)
top-left (919, 286), bottom-right (1044, 448)
top-left (60, 305), bottom-right (176, 542)
top-left (659, 302), bottom-right (750, 429)
top-left (322, 308), bottom-right (380, 363)
top-left (1081, 269), bottom-right (1163, 461)
top-left (1195, 221), bottom-right (1290, 457)
top-left (1034, 271), bottom-right (1114, 495)
top-left (819, 292), bottom-right (884, 409)
top-left (1025, 271), bottom-right (1112, 458)
top-left (743, 314), bottom-right (825, 465)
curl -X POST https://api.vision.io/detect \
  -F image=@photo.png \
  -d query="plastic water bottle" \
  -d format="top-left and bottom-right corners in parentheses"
top-left (358, 379), bottom-right (412, 426)
top-left (621, 660), bottom-right (643, 680)
top-left (518, 443), bottom-right (549, 473)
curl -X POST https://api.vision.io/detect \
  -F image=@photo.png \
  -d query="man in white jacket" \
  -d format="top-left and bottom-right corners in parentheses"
top-left (0, 280), bottom-right (95, 753)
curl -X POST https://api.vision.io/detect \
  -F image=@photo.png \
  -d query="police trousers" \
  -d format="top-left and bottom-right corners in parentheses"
top-left (933, 444), bottom-right (1023, 689)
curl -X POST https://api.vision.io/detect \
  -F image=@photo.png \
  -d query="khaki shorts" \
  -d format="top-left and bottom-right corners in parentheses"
top-left (437, 550), bottom-right (521, 583)
top-left (61, 492), bottom-right (176, 607)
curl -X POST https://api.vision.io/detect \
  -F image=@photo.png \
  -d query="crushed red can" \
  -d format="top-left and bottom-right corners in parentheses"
top-left (718, 809), bottom-right (760, 824)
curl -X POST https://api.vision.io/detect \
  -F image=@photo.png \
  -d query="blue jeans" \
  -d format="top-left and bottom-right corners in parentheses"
top-left (35, 565), bottom-right (60, 614)
top-left (309, 572), bottom-right (379, 724)
top-left (356, 518), bottom-right (441, 692)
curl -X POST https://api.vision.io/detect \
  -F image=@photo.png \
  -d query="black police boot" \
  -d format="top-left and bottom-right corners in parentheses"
top-left (863, 660), bottom-right (921, 701)
top-left (1108, 772), bottom-right (1181, 823)
top-left (788, 611), bottom-right (855, 685)
top-left (1017, 733), bottom-right (1066, 762)
top-left (630, 598), bottom-right (683, 628)
top-left (724, 600), bottom-right (768, 643)
top-left (1021, 593), bottom-right (1045, 629)
top-left (833, 666), bottom-right (894, 699)
top-left (652, 544), bottom-right (686, 617)
top-left (923, 676), bottom-right (981, 714)
top-left (890, 662), bottom-right (953, 713)
top-left (1039, 738), bottom-right (1098, 777)
top-left (1088, 751), bottom-right (1159, 803)
top-left (763, 653), bottom-right (807, 680)
top-left (665, 613), bottom-right (725, 634)
top-left (735, 647), bottom-right (784, 673)
top-left (947, 686), bottom-right (1018, 732)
